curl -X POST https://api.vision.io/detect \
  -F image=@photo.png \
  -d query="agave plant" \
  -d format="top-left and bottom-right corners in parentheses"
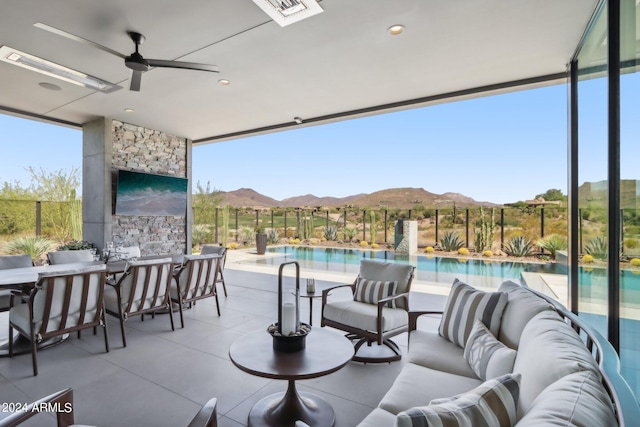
top-left (503, 236), bottom-right (535, 257)
top-left (324, 225), bottom-right (338, 241)
top-left (584, 235), bottom-right (607, 260)
top-left (440, 231), bottom-right (464, 252)
top-left (5, 235), bottom-right (56, 264)
top-left (267, 229), bottom-right (280, 244)
top-left (537, 234), bottom-right (567, 259)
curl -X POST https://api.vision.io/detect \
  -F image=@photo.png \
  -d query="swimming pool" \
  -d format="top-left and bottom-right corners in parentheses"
top-left (245, 246), bottom-right (561, 289)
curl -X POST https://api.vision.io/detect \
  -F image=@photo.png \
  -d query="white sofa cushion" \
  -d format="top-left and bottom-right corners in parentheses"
top-left (322, 300), bottom-right (407, 332)
top-left (378, 363), bottom-right (482, 415)
top-left (515, 370), bottom-right (617, 426)
top-left (497, 281), bottom-right (554, 349)
top-left (513, 310), bottom-right (601, 417)
top-left (394, 373), bottom-right (521, 427)
top-left (464, 319), bottom-right (516, 381)
top-left (439, 279), bottom-right (508, 348)
top-left (356, 408), bottom-right (398, 427)
top-left (354, 278), bottom-right (398, 308)
top-left (408, 330), bottom-right (477, 378)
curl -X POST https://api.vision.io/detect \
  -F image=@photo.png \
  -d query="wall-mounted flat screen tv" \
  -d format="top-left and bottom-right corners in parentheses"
top-left (115, 170), bottom-right (188, 216)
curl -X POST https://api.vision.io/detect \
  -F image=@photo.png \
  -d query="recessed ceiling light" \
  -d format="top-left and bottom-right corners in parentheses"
top-left (39, 82), bottom-right (61, 91)
top-left (388, 25), bottom-right (405, 35)
top-left (124, 108), bottom-right (135, 113)
top-left (0, 45), bottom-right (121, 93)
top-left (218, 79), bottom-right (231, 86)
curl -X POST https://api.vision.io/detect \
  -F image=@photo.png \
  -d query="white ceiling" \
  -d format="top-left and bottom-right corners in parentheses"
top-left (0, 0), bottom-right (598, 145)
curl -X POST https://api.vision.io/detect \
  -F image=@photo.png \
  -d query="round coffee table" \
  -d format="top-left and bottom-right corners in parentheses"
top-left (229, 328), bottom-right (354, 427)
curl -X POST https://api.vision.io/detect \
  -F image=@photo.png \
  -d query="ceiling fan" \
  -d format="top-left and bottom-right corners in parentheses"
top-left (34, 23), bottom-right (219, 92)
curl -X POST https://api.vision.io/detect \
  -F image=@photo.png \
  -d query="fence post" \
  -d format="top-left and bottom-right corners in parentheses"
top-left (325, 210), bottom-right (329, 229)
top-left (255, 209), bottom-right (259, 230)
top-left (435, 209), bottom-right (439, 246)
top-left (362, 210), bottom-right (366, 241)
top-left (36, 201), bottom-right (41, 236)
top-left (235, 208), bottom-right (239, 242)
top-left (465, 209), bottom-right (470, 248)
top-left (384, 210), bottom-right (388, 243)
top-left (284, 210), bottom-right (287, 238)
top-left (343, 210), bottom-right (347, 241)
top-left (540, 207), bottom-right (545, 238)
top-left (500, 208), bottom-right (505, 250)
top-left (215, 207), bottom-right (219, 243)
top-left (408, 209), bottom-right (412, 219)
top-left (579, 208), bottom-right (583, 253)
top-left (271, 210), bottom-right (274, 230)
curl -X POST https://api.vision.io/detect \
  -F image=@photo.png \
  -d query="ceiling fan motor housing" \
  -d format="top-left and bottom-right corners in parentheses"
top-left (125, 52), bottom-right (150, 71)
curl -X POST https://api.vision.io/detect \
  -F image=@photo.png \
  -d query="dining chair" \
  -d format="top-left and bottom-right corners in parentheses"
top-left (8, 264), bottom-right (109, 376)
top-left (321, 260), bottom-right (415, 363)
top-left (47, 249), bottom-right (95, 265)
top-left (104, 257), bottom-right (175, 347)
top-left (0, 387), bottom-right (217, 427)
top-left (0, 254), bottom-right (33, 313)
top-left (200, 245), bottom-right (228, 297)
top-left (171, 254), bottom-right (221, 328)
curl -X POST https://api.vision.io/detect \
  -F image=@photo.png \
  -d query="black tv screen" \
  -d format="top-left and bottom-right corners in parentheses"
top-left (115, 170), bottom-right (188, 216)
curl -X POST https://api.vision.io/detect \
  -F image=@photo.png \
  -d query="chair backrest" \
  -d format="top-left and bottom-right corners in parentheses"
top-left (117, 258), bottom-right (173, 314)
top-left (358, 260), bottom-right (415, 309)
top-left (47, 249), bottom-right (94, 265)
top-left (175, 254), bottom-right (221, 301)
top-left (117, 246), bottom-right (141, 260)
top-left (200, 245), bottom-right (226, 268)
top-left (0, 254), bottom-right (33, 270)
top-left (31, 264), bottom-right (107, 339)
top-left (187, 397), bottom-right (218, 427)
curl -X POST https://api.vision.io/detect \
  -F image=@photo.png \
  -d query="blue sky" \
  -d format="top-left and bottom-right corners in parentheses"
top-left (1, 80), bottom-right (624, 205)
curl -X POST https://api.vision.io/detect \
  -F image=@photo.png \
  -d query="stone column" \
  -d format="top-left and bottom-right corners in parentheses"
top-left (394, 220), bottom-right (418, 255)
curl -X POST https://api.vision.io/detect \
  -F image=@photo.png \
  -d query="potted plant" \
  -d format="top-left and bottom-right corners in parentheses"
top-left (255, 224), bottom-right (267, 255)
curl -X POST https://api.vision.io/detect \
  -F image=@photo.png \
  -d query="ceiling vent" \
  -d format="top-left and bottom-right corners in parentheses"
top-left (251, 0), bottom-right (324, 27)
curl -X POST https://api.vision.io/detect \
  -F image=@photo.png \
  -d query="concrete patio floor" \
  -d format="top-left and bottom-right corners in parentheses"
top-left (0, 259), bottom-right (446, 427)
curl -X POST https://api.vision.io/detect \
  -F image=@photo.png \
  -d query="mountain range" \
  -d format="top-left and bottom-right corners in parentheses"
top-left (219, 187), bottom-right (497, 209)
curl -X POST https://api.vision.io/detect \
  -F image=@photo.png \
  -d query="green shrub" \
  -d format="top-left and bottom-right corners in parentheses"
top-left (5, 235), bottom-right (56, 263)
top-left (503, 236), bottom-right (535, 257)
top-left (537, 234), bottom-right (567, 259)
top-left (625, 239), bottom-right (639, 249)
top-left (440, 231), bottom-right (464, 252)
top-left (57, 239), bottom-right (96, 251)
top-left (584, 235), bottom-right (607, 260)
top-left (344, 228), bottom-right (358, 242)
top-left (191, 224), bottom-right (210, 247)
top-left (630, 258), bottom-right (640, 267)
top-left (267, 229), bottom-right (280, 244)
top-left (324, 225), bottom-right (338, 241)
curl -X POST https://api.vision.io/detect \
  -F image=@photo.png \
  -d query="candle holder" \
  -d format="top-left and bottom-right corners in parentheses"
top-left (267, 261), bottom-right (311, 352)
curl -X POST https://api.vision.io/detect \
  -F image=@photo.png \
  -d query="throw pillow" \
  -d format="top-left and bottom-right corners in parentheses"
top-left (464, 319), bottom-right (517, 380)
top-left (354, 278), bottom-right (398, 308)
top-left (395, 373), bottom-right (521, 427)
top-left (439, 279), bottom-right (508, 348)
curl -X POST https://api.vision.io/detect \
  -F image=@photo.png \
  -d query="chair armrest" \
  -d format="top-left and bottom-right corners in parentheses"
top-left (0, 388), bottom-right (75, 427)
top-left (408, 310), bottom-right (443, 333)
top-left (187, 397), bottom-right (217, 427)
top-left (321, 283), bottom-right (355, 307)
top-left (375, 292), bottom-right (410, 337)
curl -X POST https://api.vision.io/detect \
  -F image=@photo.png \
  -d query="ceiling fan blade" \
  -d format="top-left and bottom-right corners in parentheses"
top-left (130, 70), bottom-right (142, 91)
top-left (146, 59), bottom-right (219, 73)
top-left (34, 23), bottom-right (126, 59)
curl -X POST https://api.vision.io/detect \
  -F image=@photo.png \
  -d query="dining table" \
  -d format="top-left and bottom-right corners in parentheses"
top-left (0, 255), bottom-right (185, 357)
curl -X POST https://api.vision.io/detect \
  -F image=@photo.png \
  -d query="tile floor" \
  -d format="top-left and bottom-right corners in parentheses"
top-left (0, 268), bottom-right (446, 427)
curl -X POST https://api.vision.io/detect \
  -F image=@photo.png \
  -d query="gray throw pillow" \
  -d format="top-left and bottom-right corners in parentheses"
top-left (464, 319), bottom-right (516, 380)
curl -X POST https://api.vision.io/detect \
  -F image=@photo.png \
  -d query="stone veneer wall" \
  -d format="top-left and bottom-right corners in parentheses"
top-left (110, 120), bottom-right (188, 255)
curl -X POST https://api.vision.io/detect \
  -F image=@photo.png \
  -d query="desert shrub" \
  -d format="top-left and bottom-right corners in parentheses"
top-left (344, 228), bottom-right (358, 242)
top-left (440, 231), bottom-right (464, 252)
top-left (630, 258), bottom-right (640, 267)
top-left (584, 235), bottom-right (607, 259)
top-left (458, 248), bottom-right (469, 255)
top-left (239, 226), bottom-right (255, 244)
top-left (57, 239), bottom-right (96, 251)
top-left (5, 235), bottom-right (55, 263)
top-left (582, 254), bottom-right (594, 263)
top-left (537, 234), bottom-right (567, 259)
top-left (503, 236), bottom-right (535, 257)
top-left (227, 242), bottom-right (238, 250)
top-left (625, 239), bottom-right (639, 249)
top-left (324, 225), bottom-right (338, 241)
top-left (425, 246), bottom-right (434, 253)
top-left (191, 224), bottom-right (210, 247)
top-left (360, 241), bottom-right (369, 247)
top-left (267, 229), bottom-right (280, 244)
top-left (371, 243), bottom-right (379, 249)
top-left (483, 250), bottom-right (493, 257)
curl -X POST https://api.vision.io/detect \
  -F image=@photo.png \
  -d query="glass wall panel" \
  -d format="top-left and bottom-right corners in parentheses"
top-left (576, 2), bottom-right (609, 338)
top-left (619, 0), bottom-right (640, 399)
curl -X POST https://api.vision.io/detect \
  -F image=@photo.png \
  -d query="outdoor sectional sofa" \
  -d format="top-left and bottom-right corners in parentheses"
top-left (356, 279), bottom-right (640, 427)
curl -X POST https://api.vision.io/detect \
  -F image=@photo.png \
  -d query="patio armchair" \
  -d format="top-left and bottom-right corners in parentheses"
top-left (200, 244), bottom-right (228, 297)
top-left (171, 254), bottom-right (222, 328)
top-left (104, 258), bottom-right (175, 347)
top-left (47, 249), bottom-right (95, 265)
top-left (321, 260), bottom-right (415, 362)
top-left (8, 264), bottom-right (109, 376)
top-left (0, 254), bottom-right (33, 312)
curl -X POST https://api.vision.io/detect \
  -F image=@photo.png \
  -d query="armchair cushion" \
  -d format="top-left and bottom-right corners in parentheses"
top-left (394, 373), bottom-right (520, 427)
top-left (463, 319), bottom-right (516, 381)
top-left (323, 300), bottom-right (407, 332)
top-left (359, 261), bottom-right (414, 309)
top-left (354, 278), bottom-right (398, 308)
top-left (408, 330), bottom-right (476, 378)
top-left (438, 279), bottom-right (507, 348)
